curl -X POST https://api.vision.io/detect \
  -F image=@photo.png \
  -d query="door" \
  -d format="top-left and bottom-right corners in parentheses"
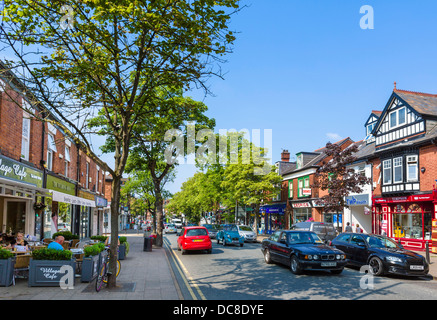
top-left (275, 232), bottom-right (290, 264)
top-left (350, 234), bottom-right (368, 265)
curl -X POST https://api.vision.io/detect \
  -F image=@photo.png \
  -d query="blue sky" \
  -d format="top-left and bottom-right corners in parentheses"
top-left (165, 0), bottom-right (437, 194)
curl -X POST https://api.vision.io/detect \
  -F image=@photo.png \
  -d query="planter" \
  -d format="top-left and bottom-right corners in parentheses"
top-left (80, 254), bottom-right (100, 282)
top-left (28, 259), bottom-right (76, 287)
top-left (118, 243), bottom-right (127, 260)
top-left (0, 258), bottom-right (15, 287)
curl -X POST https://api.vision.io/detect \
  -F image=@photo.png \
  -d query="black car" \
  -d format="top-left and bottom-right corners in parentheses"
top-left (330, 233), bottom-right (429, 277)
top-left (261, 230), bottom-right (347, 275)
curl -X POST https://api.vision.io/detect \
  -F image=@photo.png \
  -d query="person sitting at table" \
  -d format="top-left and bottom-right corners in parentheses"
top-left (0, 233), bottom-right (7, 247)
top-left (47, 235), bottom-right (65, 251)
top-left (7, 232), bottom-right (29, 250)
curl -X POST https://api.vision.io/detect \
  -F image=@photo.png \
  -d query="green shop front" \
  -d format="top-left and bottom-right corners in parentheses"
top-left (0, 154), bottom-right (50, 239)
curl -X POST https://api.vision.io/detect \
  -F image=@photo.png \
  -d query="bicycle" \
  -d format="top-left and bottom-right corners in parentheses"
top-left (95, 247), bottom-right (121, 292)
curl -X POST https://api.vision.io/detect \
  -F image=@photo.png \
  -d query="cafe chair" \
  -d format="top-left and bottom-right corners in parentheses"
top-left (12, 255), bottom-right (31, 286)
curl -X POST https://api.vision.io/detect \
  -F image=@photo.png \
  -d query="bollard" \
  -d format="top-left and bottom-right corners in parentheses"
top-left (426, 242), bottom-right (430, 264)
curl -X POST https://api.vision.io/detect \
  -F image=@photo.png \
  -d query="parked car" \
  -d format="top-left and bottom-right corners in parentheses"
top-left (216, 224), bottom-right (245, 247)
top-left (172, 218), bottom-right (183, 229)
top-left (202, 224), bottom-right (219, 239)
top-left (237, 225), bottom-right (257, 242)
top-left (164, 223), bottom-right (177, 234)
top-left (261, 230), bottom-right (347, 275)
top-left (330, 233), bottom-right (429, 277)
top-left (57, 223), bottom-right (70, 232)
top-left (291, 221), bottom-right (337, 243)
top-left (177, 226), bottom-right (212, 254)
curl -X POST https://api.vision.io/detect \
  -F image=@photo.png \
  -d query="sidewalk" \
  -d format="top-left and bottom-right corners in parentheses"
top-left (0, 230), bottom-right (181, 300)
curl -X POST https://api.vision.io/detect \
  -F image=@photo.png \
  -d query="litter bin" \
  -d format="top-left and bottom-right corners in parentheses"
top-left (143, 236), bottom-right (152, 252)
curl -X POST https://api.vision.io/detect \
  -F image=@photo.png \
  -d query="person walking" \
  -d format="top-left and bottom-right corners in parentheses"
top-left (356, 224), bottom-right (363, 233)
top-left (345, 222), bottom-right (353, 232)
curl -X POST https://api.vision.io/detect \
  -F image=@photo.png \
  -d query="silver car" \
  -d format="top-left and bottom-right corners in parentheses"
top-left (237, 225), bottom-right (257, 242)
top-left (165, 223), bottom-right (177, 234)
top-left (203, 224), bottom-right (219, 239)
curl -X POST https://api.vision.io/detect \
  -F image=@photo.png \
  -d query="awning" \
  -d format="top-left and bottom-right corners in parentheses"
top-left (0, 177), bottom-right (52, 199)
top-left (50, 190), bottom-right (96, 207)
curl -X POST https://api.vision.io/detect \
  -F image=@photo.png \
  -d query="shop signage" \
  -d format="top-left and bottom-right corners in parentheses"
top-left (95, 196), bottom-right (108, 208)
top-left (0, 155), bottom-right (43, 187)
top-left (292, 202), bottom-right (311, 208)
top-left (47, 174), bottom-right (75, 196)
top-left (345, 194), bottom-right (369, 206)
top-left (51, 190), bottom-right (96, 207)
top-left (374, 194), bottom-right (434, 204)
top-left (302, 188), bottom-right (312, 196)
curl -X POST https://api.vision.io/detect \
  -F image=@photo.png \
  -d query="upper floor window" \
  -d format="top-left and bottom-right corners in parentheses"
top-left (407, 155), bottom-right (418, 182)
top-left (298, 176), bottom-right (310, 198)
top-left (366, 122), bottom-right (376, 136)
top-left (389, 107), bottom-right (406, 129)
top-left (296, 153), bottom-right (303, 169)
top-left (393, 157), bottom-right (403, 184)
top-left (47, 133), bottom-right (56, 171)
top-left (21, 112), bottom-right (30, 161)
top-left (383, 159), bottom-right (392, 185)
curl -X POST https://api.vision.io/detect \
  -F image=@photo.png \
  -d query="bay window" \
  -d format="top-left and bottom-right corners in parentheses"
top-left (383, 160), bottom-right (392, 185)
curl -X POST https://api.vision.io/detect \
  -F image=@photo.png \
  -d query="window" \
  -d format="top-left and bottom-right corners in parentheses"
top-left (407, 155), bottom-right (418, 182)
top-left (296, 153), bottom-right (303, 169)
top-left (96, 169), bottom-right (99, 193)
top-left (21, 113), bottom-right (30, 160)
top-left (389, 107), bottom-right (407, 129)
top-left (366, 122), bottom-right (375, 135)
top-left (298, 176), bottom-right (310, 198)
top-left (393, 157), bottom-right (403, 183)
top-left (383, 160), bottom-right (392, 185)
top-left (288, 180), bottom-right (293, 199)
top-left (47, 134), bottom-right (56, 171)
top-left (64, 146), bottom-right (70, 177)
top-left (86, 162), bottom-right (90, 189)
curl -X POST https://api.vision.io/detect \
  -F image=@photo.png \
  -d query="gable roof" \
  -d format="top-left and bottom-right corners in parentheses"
top-left (393, 89), bottom-right (437, 118)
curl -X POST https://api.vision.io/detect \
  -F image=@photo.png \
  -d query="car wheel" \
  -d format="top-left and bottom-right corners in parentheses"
top-left (369, 257), bottom-right (384, 276)
top-left (330, 268), bottom-right (343, 275)
top-left (290, 255), bottom-right (303, 275)
top-left (264, 249), bottom-right (272, 264)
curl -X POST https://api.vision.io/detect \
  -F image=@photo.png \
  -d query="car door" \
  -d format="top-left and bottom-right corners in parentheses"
top-left (275, 232), bottom-right (290, 265)
top-left (350, 234), bottom-right (368, 265)
top-left (268, 231), bottom-right (282, 262)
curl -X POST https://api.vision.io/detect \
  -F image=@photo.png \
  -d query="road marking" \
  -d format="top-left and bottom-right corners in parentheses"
top-left (164, 238), bottom-right (206, 300)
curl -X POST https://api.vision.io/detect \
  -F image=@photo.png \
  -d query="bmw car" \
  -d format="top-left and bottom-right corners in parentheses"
top-left (261, 230), bottom-right (347, 275)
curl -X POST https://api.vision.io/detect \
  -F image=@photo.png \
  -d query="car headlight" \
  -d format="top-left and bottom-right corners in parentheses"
top-left (312, 255), bottom-right (319, 260)
top-left (336, 254), bottom-right (341, 260)
top-left (386, 256), bottom-right (403, 263)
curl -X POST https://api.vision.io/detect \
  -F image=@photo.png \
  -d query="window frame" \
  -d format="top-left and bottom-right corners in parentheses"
top-left (393, 157), bottom-right (403, 184)
top-left (383, 159), bottom-right (392, 185)
top-left (389, 107), bottom-right (407, 130)
top-left (406, 155), bottom-right (418, 182)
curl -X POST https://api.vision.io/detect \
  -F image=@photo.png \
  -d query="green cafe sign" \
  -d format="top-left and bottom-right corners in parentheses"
top-left (46, 174), bottom-right (75, 196)
top-left (0, 155), bottom-right (43, 187)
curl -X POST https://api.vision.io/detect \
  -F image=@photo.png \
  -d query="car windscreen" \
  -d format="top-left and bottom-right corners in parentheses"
top-left (288, 232), bottom-right (324, 245)
top-left (186, 229), bottom-right (208, 237)
top-left (239, 226), bottom-right (253, 232)
top-left (364, 235), bottom-right (401, 249)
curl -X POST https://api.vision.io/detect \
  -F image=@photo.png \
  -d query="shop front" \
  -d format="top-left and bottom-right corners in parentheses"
top-left (77, 189), bottom-right (97, 239)
top-left (372, 192), bottom-right (436, 250)
top-left (46, 174), bottom-right (76, 239)
top-left (95, 195), bottom-right (108, 236)
top-left (344, 194), bottom-right (372, 233)
top-left (259, 203), bottom-right (286, 234)
top-left (0, 155), bottom-right (50, 239)
top-left (291, 201), bottom-right (313, 224)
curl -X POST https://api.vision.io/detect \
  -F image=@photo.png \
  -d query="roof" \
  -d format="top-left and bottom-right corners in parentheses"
top-left (394, 88), bottom-right (437, 118)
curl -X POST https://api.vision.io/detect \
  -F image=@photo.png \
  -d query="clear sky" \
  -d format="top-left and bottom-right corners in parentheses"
top-left (165, 0), bottom-right (437, 194)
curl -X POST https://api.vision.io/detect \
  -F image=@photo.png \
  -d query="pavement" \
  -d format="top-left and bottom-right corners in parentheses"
top-left (0, 230), bottom-right (436, 302)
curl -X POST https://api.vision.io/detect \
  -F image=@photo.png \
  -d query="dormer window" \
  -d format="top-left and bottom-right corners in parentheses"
top-left (389, 107), bottom-right (406, 129)
top-left (366, 122), bottom-right (376, 136)
top-left (296, 153), bottom-right (303, 169)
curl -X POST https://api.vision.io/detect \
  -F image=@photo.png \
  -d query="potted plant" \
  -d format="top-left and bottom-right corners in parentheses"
top-left (118, 236), bottom-right (129, 260)
top-left (0, 248), bottom-right (15, 287)
top-left (81, 244), bottom-right (104, 282)
top-left (28, 248), bottom-right (75, 287)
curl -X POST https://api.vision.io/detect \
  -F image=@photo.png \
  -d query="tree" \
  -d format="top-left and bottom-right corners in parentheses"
top-left (312, 142), bottom-right (372, 214)
top-left (0, 0), bottom-right (240, 287)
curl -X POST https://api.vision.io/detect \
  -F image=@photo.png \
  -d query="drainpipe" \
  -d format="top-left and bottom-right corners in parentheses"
top-left (40, 112), bottom-right (47, 240)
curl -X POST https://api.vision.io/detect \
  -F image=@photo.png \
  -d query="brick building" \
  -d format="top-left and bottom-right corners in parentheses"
top-left (0, 61), bottom-right (108, 240)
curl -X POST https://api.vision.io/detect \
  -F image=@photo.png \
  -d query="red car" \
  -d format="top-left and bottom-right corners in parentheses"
top-left (177, 226), bottom-right (212, 254)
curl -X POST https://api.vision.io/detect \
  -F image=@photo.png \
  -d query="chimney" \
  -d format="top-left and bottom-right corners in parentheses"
top-left (281, 150), bottom-right (290, 162)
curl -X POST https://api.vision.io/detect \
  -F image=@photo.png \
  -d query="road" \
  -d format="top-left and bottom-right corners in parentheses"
top-left (163, 233), bottom-right (437, 300)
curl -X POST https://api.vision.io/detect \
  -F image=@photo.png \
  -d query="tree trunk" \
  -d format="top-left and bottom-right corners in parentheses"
top-left (107, 174), bottom-right (121, 288)
top-left (254, 203), bottom-right (261, 236)
top-left (154, 182), bottom-right (164, 247)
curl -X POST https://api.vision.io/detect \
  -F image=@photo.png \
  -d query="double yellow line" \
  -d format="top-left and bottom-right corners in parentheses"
top-left (164, 238), bottom-right (206, 300)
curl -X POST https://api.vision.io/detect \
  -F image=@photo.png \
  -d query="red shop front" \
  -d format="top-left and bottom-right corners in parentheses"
top-left (372, 192), bottom-right (437, 251)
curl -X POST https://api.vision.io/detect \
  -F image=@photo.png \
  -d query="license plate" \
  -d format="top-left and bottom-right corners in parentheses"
top-left (410, 265), bottom-right (424, 270)
top-left (321, 262), bottom-right (337, 267)
top-left (193, 239), bottom-right (203, 242)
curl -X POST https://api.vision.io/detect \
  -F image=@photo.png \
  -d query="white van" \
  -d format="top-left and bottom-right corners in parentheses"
top-left (172, 218), bottom-right (183, 229)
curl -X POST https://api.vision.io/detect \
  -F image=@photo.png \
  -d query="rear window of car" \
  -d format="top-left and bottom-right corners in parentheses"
top-left (186, 229), bottom-right (208, 236)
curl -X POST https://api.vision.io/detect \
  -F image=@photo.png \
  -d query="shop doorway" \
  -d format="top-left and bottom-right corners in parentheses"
top-left (3, 200), bottom-right (27, 235)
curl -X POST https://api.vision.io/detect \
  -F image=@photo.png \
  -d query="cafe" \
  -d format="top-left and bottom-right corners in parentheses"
top-left (372, 191), bottom-right (437, 250)
top-left (0, 154), bottom-right (51, 239)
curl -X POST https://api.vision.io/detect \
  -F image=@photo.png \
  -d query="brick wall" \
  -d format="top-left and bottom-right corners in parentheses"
top-left (419, 144), bottom-right (437, 192)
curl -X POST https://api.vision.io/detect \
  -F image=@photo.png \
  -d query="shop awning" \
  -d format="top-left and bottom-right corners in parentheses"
top-left (50, 190), bottom-right (96, 207)
top-left (0, 177), bottom-right (52, 199)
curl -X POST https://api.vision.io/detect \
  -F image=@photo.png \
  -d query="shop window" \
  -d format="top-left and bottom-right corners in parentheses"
top-left (393, 212), bottom-right (432, 240)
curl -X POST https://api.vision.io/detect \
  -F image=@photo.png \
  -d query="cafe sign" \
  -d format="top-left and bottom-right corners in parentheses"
top-left (0, 154), bottom-right (43, 187)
